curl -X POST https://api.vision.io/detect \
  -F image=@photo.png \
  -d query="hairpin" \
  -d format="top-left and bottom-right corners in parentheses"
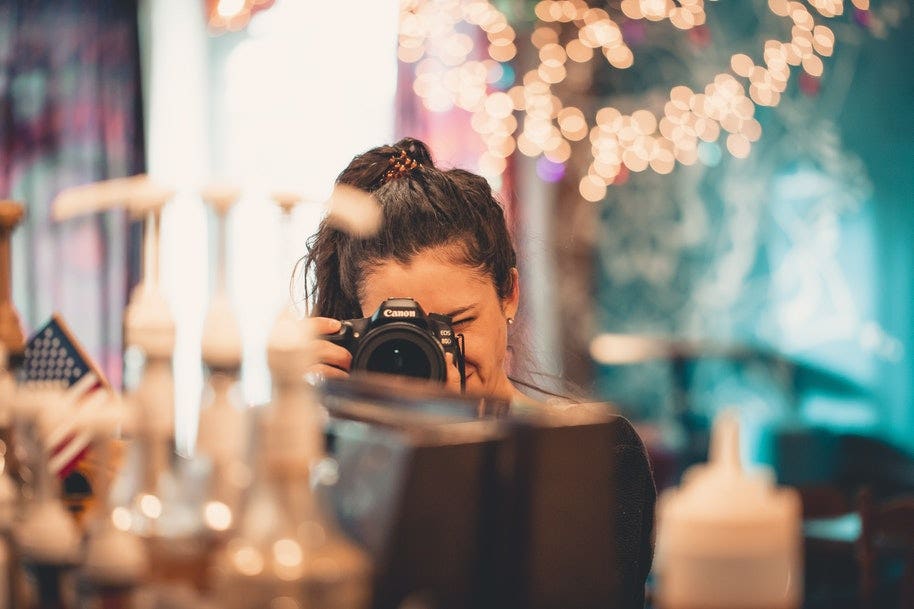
top-left (382, 150), bottom-right (419, 184)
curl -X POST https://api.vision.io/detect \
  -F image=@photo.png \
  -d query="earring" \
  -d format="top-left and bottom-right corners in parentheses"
top-left (506, 317), bottom-right (514, 325)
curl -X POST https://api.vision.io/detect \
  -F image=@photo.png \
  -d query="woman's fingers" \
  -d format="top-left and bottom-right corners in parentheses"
top-left (306, 316), bottom-right (343, 336)
top-left (443, 351), bottom-right (463, 395)
top-left (306, 363), bottom-right (350, 382)
top-left (307, 339), bottom-right (353, 371)
top-left (303, 316), bottom-right (352, 372)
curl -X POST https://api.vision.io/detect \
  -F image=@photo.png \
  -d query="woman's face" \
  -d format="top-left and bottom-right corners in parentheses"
top-left (359, 246), bottom-right (519, 401)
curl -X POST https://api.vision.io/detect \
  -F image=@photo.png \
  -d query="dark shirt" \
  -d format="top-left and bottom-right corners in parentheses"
top-left (606, 414), bottom-right (657, 608)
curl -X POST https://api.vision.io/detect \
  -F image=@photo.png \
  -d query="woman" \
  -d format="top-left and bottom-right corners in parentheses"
top-left (302, 137), bottom-right (527, 403)
top-left (302, 137), bottom-right (655, 608)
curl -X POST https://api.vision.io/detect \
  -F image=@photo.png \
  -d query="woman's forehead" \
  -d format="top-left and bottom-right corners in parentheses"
top-left (359, 251), bottom-right (496, 314)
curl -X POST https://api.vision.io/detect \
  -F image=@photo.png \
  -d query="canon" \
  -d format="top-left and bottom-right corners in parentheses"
top-left (322, 298), bottom-right (466, 390)
top-left (382, 309), bottom-right (416, 318)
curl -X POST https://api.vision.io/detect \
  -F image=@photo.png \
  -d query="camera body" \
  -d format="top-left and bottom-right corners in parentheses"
top-left (324, 298), bottom-right (466, 389)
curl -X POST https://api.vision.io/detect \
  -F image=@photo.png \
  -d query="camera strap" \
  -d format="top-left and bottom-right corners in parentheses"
top-left (455, 333), bottom-right (467, 393)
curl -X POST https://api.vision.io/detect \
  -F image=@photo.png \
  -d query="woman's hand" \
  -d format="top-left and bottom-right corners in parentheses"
top-left (305, 317), bottom-right (353, 380)
top-left (443, 351), bottom-right (465, 396)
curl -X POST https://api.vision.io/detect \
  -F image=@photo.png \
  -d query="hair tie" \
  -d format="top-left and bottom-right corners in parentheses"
top-left (382, 149), bottom-right (419, 185)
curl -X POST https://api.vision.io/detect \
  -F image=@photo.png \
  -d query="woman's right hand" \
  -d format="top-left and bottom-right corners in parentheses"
top-left (305, 317), bottom-right (353, 380)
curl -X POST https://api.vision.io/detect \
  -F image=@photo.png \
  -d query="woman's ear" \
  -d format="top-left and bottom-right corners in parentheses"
top-left (503, 267), bottom-right (520, 320)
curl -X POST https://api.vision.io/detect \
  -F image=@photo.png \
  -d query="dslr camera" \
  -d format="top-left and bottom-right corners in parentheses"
top-left (323, 298), bottom-right (467, 390)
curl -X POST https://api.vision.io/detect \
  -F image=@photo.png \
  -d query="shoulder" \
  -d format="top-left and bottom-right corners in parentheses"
top-left (544, 401), bottom-right (647, 440)
top-left (511, 398), bottom-right (651, 453)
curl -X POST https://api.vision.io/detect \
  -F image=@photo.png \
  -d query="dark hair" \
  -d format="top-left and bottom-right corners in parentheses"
top-left (302, 137), bottom-right (517, 320)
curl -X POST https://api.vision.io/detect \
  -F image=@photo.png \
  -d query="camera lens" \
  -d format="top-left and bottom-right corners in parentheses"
top-left (352, 324), bottom-right (446, 382)
top-left (365, 338), bottom-right (431, 378)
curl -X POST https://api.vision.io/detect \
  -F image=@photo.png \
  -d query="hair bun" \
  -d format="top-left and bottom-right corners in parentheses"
top-left (334, 137), bottom-right (436, 192)
top-left (394, 137), bottom-right (434, 167)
